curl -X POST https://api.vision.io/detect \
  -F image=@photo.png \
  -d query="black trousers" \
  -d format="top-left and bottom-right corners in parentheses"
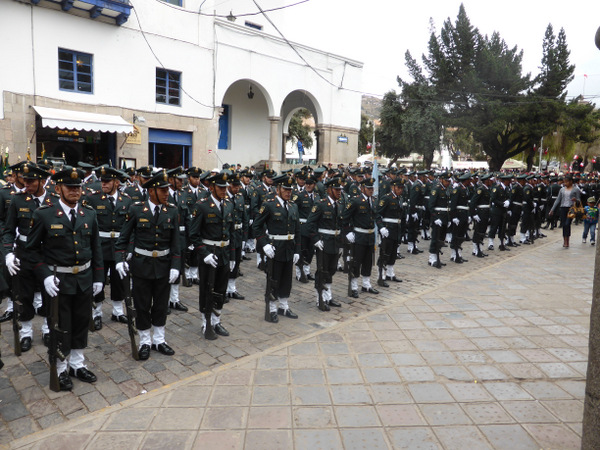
top-left (352, 243), bottom-right (373, 277)
top-left (199, 263), bottom-right (229, 313)
top-left (229, 246), bottom-right (242, 279)
top-left (271, 259), bottom-right (293, 298)
top-left (315, 250), bottom-right (338, 287)
top-left (55, 285), bottom-right (92, 353)
top-left (14, 264), bottom-right (39, 322)
top-left (132, 276), bottom-right (170, 330)
top-left (472, 212), bottom-right (490, 245)
top-left (560, 207), bottom-right (573, 237)
top-left (488, 212), bottom-right (507, 240)
top-left (301, 235), bottom-right (315, 265)
top-left (450, 214), bottom-right (469, 250)
top-left (94, 261), bottom-right (126, 302)
top-left (379, 237), bottom-right (398, 265)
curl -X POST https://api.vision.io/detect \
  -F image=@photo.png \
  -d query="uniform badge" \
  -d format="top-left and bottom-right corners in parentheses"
top-left (346, 203), bottom-right (351, 209)
top-left (432, 190), bottom-right (437, 196)
top-left (259, 206), bottom-right (265, 214)
top-left (379, 200), bottom-right (385, 206)
top-left (311, 206), bottom-right (317, 213)
top-left (477, 189), bottom-right (482, 194)
top-left (492, 188), bottom-right (496, 192)
top-left (84, 223), bottom-right (88, 229)
top-left (453, 189), bottom-right (457, 194)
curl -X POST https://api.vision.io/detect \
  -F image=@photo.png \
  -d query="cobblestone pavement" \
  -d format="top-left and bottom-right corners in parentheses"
top-left (1, 228), bottom-right (593, 448)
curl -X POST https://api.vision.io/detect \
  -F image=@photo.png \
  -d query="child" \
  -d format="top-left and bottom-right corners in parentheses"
top-left (583, 197), bottom-right (598, 245)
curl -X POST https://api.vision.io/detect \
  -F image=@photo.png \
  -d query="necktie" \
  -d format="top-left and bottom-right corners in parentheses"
top-left (109, 196), bottom-right (115, 209)
top-left (284, 200), bottom-right (288, 211)
top-left (34, 198), bottom-right (40, 208)
top-left (173, 192), bottom-right (178, 204)
top-left (154, 206), bottom-right (160, 220)
top-left (70, 209), bottom-right (76, 227)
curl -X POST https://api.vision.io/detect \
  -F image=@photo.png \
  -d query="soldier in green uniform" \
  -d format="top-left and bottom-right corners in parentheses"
top-left (488, 174), bottom-right (512, 251)
top-left (470, 173), bottom-right (492, 257)
top-left (407, 170), bottom-right (428, 254)
top-left (183, 167), bottom-right (202, 284)
top-left (293, 175), bottom-right (319, 282)
top-left (166, 167), bottom-right (191, 312)
top-left (27, 166), bottom-right (104, 390)
top-left (306, 177), bottom-right (344, 311)
top-left (533, 175), bottom-right (547, 239)
top-left (251, 169), bottom-right (276, 268)
top-left (506, 174), bottom-right (526, 247)
top-left (115, 170), bottom-right (181, 360)
top-left (253, 174), bottom-right (301, 322)
top-left (342, 177), bottom-right (379, 297)
top-left (428, 172), bottom-right (452, 268)
top-left (123, 166), bottom-right (153, 203)
top-left (2, 163), bottom-right (57, 351)
top-left (240, 169), bottom-right (255, 254)
top-left (0, 162), bottom-right (26, 323)
top-left (314, 167), bottom-right (327, 198)
top-left (520, 175), bottom-right (536, 244)
top-left (226, 173), bottom-right (248, 300)
top-left (82, 166), bottom-right (133, 329)
top-left (449, 173), bottom-right (472, 263)
top-left (189, 172), bottom-right (235, 339)
top-left (375, 178), bottom-right (405, 283)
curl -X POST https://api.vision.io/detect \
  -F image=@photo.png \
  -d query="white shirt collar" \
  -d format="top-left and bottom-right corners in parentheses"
top-left (59, 199), bottom-right (77, 216)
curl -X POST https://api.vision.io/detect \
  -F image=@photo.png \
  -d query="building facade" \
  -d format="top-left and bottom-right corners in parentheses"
top-left (0, 0), bottom-right (362, 170)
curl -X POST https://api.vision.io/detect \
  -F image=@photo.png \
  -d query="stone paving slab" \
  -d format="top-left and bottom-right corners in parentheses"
top-left (2, 229), bottom-right (593, 449)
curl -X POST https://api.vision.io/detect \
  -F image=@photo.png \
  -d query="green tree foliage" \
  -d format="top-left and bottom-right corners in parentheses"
top-left (358, 114), bottom-right (373, 156)
top-left (287, 108), bottom-right (313, 149)
top-left (376, 91), bottom-right (411, 165)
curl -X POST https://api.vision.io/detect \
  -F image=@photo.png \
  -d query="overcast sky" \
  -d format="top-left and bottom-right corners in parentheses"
top-left (259, 0), bottom-right (600, 101)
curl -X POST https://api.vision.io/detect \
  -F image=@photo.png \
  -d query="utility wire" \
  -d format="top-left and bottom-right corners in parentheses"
top-left (154, 0), bottom-right (311, 18)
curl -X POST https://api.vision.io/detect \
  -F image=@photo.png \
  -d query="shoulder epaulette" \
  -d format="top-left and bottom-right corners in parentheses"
top-left (82, 203), bottom-right (94, 210)
top-left (38, 204), bottom-right (52, 210)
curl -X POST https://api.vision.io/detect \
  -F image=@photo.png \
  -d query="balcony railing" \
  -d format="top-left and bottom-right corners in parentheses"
top-left (28, 0), bottom-right (133, 25)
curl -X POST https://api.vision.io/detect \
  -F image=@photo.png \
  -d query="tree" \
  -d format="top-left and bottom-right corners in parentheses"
top-left (376, 91), bottom-right (410, 165)
top-left (287, 109), bottom-right (313, 149)
top-left (358, 114), bottom-right (374, 156)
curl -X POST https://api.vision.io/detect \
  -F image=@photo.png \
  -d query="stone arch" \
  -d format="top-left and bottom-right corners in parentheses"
top-left (280, 90), bottom-right (323, 164)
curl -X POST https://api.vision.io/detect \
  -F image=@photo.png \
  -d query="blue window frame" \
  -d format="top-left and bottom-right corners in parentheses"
top-left (58, 48), bottom-right (93, 93)
top-left (156, 68), bottom-right (181, 106)
top-left (218, 105), bottom-right (230, 150)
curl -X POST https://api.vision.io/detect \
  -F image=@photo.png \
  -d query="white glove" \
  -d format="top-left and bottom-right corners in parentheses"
top-left (447, 221), bottom-right (452, 228)
top-left (380, 227), bottom-right (389, 238)
top-left (293, 253), bottom-right (300, 264)
top-left (540, 205), bottom-right (545, 210)
top-left (507, 211), bottom-right (512, 217)
top-left (5, 253), bottom-right (20, 276)
top-left (263, 244), bottom-right (276, 259)
top-left (452, 218), bottom-right (460, 226)
top-left (115, 261), bottom-right (129, 279)
top-left (204, 254), bottom-right (218, 268)
top-left (468, 216), bottom-right (472, 224)
top-left (434, 219), bottom-right (442, 227)
top-left (229, 260), bottom-right (236, 271)
top-left (249, 219), bottom-right (254, 226)
top-left (126, 253), bottom-right (132, 262)
top-left (412, 213), bottom-right (419, 220)
top-left (346, 232), bottom-right (355, 243)
top-left (169, 268), bottom-right (179, 283)
top-left (473, 215), bottom-right (481, 223)
top-left (503, 200), bottom-right (510, 208)
top-left (188, 244), bottom-right (194, 251)
top-left (92, 282), bottom-right (103, 296)
top-left (44, 275), bottom-right (60, 297)
top-left (533, 202), bottom-right (537, 208)
top-left (314, 240), bottom-right (324, 250)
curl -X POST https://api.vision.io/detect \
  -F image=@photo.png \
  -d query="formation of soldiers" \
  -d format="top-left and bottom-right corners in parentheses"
top-left (0, 158), bottom-right (593, 390)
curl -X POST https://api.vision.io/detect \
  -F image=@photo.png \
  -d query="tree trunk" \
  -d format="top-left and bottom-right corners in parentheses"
top-left (526, 150), bottom-right (534, 172)
top-left (488, 156), bottom-right (505, 172)
top-left (423, 154), bottom-right (433, 170)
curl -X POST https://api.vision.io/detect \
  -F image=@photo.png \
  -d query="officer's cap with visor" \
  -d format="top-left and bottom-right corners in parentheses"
top-left (391, 178), bottom-right (406, 187)
top-left (167, 166), bottom-right (187, 180)
top-left (9, 161), bottom-right (27, 174)
top-left (141, 170), bottom-right (170, 189)
top-left (22, 162), bottom-right (50, 180)
top-left (325, 177), bottom-right (343, 189)
top-left (208, 171), bottom-right (230, 187)
top-left (360, 177), bottom-right (376, 188)
top-left (186, 167), bottom-right (202, 177)
top-left (229, 173), bottom-right (242, 186)
top-left (262, 169), bottom-right (277, 179)
top-left (52, 166), bottom-right (85, 186)
top-left (136, 166), bottom-right (155, 179)
top-left (305, 176), bottom-right (316, 185)
top-left (458, 172), bottom-right (472, 181)
top-left (96, 165), bottom-right (121, 181)
top-left (273, 174), bottom-right (294, 189)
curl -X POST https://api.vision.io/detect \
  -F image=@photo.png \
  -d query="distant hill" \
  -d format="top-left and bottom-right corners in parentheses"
top-left (361, 95), bottom-right (382, 121)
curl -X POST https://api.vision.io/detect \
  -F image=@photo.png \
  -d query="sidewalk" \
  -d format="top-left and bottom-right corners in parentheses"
top-left (6, 231), bottom-right (592, 449)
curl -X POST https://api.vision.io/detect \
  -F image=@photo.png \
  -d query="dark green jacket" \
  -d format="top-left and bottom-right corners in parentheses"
top-left (189, 196), bottom-right (235, 265)
top-left (306, 196), bottom-right (342, 255)
top-left (342, 194), bottom-right (376, 246)
top-left (253, 197), bottom-right (301, 261)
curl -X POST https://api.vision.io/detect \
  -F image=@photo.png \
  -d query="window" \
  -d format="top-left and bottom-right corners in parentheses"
top-left (159, 0), bottom-right (182, 6)
top-left (58, 49), bottom-right (93, 93)
top-left (245, 21), bottom-right (263, 31)
top-left (156, 68), bottom-right (181, 106)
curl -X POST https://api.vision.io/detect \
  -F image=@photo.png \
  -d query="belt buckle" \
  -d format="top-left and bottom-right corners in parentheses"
top-left (111, 231), bottom-right (116, 238)
top-left (220, 241), bottom-right (226, 248)
top-left (288, 234), bottom-right (293, 240)
top-left (73, 266), bottom-right (79, 274)
top-left (152, 250), bottom-right (158, 258)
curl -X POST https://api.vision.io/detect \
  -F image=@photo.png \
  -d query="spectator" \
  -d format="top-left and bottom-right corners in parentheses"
top-left (550, 174), bottom-right (581, 248)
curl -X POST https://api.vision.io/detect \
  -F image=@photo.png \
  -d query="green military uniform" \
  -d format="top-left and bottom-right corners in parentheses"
top-left (428, 173), bottom-right (451, 268)
top-left (253, 174), bottom-right (301, 322)
top-left (469, 174), bottom-right (492, 257)
top-left (449, 174), bottom-right (471, 263)
top-left (520, 178), bottom-right (536, 243)
top-left (115, 170), bottom-right (181, 359)
top-left (293, 178), bottom-right (319, 281)
top-left (226, 174), bottom-right (248, 300)
top-left (84, 166), bottom-right (133, 326)
top-left (27, 166), bottom-right (103, 390)
top-left (341, 177), bottom-right (378, 296)
top-left (189, 172), bottom-right (235, 339)
top-left (375, 179), bottom-right (405, 283)
top-left (488, 175), bottom-right (512, 251)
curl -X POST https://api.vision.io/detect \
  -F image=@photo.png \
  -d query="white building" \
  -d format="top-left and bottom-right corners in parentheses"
top-left (0, 0), bottom-right (362, 170)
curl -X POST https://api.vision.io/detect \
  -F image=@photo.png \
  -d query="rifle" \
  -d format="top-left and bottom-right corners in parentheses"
top-left (377, 237), bottom-right (389, 287)
top-left (264, 256), bottom-right (279, 321)
top-left (204, 245), bottom-right (218, 340)
top-left (123, 277), bottom-right (139, 360)
top-left (315, 249), bottom-right (327, 311)
top-left (12, 274), bottom-right (22, 356)
top-left (347, 242), bottom-right (354, 297)
top-left (49, 265), bottom-right (67, 392)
